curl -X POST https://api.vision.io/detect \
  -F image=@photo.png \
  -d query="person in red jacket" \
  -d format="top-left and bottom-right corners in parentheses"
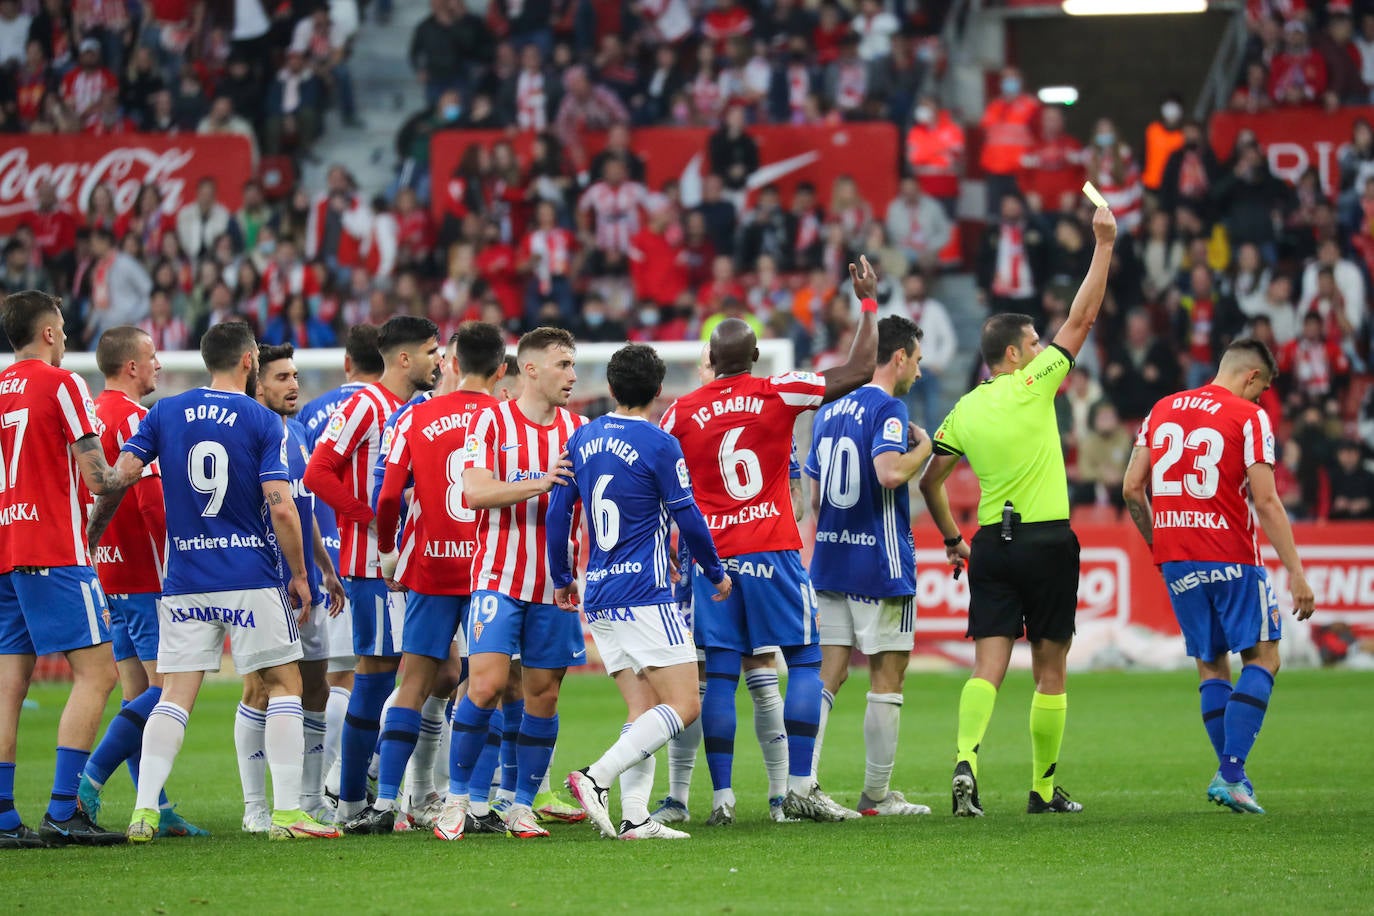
top-left (17, 179), bottom-right (78, 274)
top-left (474, 219), bottom-right (522, 322)
top-left (1269, 20), bottom-right (1328, 105)
top-left (979, 66), bottom-right (1039, 216)
top-left (629, 205), bottom-right (688, 307)
top-left (60, 38), bottom-right (118, 119)
top-left (905, 93), bottom-right (965, 210)
top-left (1017, 105), bottom-right (1084, 216)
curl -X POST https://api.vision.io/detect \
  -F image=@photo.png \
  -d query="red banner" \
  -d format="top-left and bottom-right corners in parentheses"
top-left (429, 124), bottom-right (900, 221)
top-left (0, 134), bottom-right (255, 235)
top-left (1209, 106), bottom-right (1374, 196)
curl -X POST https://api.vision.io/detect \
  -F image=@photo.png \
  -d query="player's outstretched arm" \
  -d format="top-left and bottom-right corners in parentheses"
top-left (312, 516), bottom-right (346, 616)
top-left (85, 451), bottom-right (148, 546)
top-left (874, 424), bottom-right (932, 489)
top-left (374, 458), bottom-right (409, 574)
top-left (463, 456), bottom-right (573, 511)
top-left (264, 479), bottom-right (313, 615)
top-left (820, 255), bottom-right (879, 404)
top-left (1122, 445), bottom-right (1153, 547)
top-left (918, 451), bottom-right (970, 576)
top-left (669, 502), bottom-right (731, 601)
top-left (1052, 206), bottom-right (1117, 360)
top-left (546, 473), bottom-right (582, 610)
top-left (1247, 462), bottom-right (1316, 620)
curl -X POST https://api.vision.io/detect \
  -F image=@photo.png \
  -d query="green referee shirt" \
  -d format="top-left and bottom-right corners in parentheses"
top-left (932, 343), bottom-right (1074, 528)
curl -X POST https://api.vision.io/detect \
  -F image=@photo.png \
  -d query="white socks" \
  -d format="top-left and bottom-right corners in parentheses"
top-left (619, 733), bottom-right (656, 825)
top-left (234, 702), bottom-right (267, 807)
top-left (323, 685), bottom-right (349, 777)
top-left (862, 692), bottom-right (902, 802)
top-left (588, 705), bottom-right (684, 788)
top-left (265, 696), bottom-right (305, 813)
top-left (666, 682), bottom-right (706, 805)
top-left (135, 702), bottom-right (189, 811)
top-left (812, 688), bottom-right (835, 779)
top-left (745, 669), bottom-right (788, 799)
top-left (302, 708), bottom-right (327, 810)
top-left (405, 695), bottom-right (448, 804)
top-left (433, 699), bottom-right (452, 796)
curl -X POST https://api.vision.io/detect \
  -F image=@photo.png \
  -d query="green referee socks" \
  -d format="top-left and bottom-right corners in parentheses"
top-left (1030, 692), bottom-right (1068, 799)
top-left (956, 678), bottom-right (999, 779)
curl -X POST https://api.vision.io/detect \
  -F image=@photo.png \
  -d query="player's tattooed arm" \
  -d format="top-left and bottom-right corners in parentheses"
top-left (71, 435), bottom-right (138, 496)
top-left (86, 493), bottom-right (123, 547)
top-left (1122, 446), bottom-right (1153, 547)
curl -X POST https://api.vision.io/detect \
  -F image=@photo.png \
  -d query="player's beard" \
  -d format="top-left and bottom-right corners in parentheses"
top-left (245, 364), bottom-right (259, 397)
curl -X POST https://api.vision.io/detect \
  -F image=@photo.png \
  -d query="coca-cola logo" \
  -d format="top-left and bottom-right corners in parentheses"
top-left (0, 146), bottom-right (195, 220)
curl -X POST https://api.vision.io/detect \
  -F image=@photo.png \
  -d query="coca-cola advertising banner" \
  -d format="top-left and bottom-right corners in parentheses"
top-left (0, 134), bottom-right (255, 235)
top-left (1209, 107), bottom-right (1374, 196)
top-left (429, 124), bottom-right (900, 220)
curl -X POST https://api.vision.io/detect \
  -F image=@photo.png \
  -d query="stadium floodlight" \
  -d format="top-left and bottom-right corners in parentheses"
top-left (1062, 0), bottom-right (1207, 14)
top-left (1038, 86), bottom-right (1079, 105)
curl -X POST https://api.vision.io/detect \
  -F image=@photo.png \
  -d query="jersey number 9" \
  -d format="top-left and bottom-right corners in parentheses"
top-left (189, 440), bottom-right (230, 517)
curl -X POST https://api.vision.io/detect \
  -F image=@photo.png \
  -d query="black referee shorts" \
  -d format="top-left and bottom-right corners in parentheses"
top-left (967, 520), bottom-right (1080, 643)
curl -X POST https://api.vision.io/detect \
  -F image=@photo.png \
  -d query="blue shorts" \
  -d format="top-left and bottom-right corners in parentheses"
top-left (403, 592), bottom-right (470, 661)
top-left (0, 567), bottom-right (110, 656)
top-left (466, 590), bottom-right (584, 670)
top-left (690, 550), bottom-right (819, 653)
top-left (107, 592), bottom-right (160, 663)
top-left (346, 577), bottom-right (399, 658)
top-left (1161, 561), bottom-right (1282, 660)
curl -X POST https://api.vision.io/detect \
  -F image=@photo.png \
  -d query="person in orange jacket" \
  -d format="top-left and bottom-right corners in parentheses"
top-left (979, 66), bottom-right (1039, 216)
top-left (906, 93), bottom-right (965, 213)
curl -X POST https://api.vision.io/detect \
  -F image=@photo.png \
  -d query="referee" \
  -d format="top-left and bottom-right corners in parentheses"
top-left (919, 205), bottom-right (1116, 817)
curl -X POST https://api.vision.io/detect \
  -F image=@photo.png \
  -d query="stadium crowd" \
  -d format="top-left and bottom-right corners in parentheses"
top-left (0, 0), bottom-right (1371, 516)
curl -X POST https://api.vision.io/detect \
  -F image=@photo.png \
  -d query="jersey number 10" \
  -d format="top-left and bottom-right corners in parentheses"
top-left (1151, 422), bottom-right (1225, 500)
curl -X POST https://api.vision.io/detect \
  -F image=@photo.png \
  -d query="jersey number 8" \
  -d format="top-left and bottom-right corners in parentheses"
top-left (1151, 422), bottom-right (1224, 500)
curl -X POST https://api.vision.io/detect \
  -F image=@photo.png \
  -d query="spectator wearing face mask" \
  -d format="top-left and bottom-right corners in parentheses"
top-left (1142, 92), bottom-right (1186, 196)
top-left (905, 94), bottom-right (965, 216)
top-left (1083, 116), bottom-right (1143, 234)
top-left (979, 66), bottom-right (1040, 216)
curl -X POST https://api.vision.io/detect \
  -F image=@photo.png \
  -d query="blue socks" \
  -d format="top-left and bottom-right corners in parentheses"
top-left (703, 648), bottom-right (742, 791)
top-left (1220, 665), bottom-right (1275, 784)
top-left (500, 700), bottom-right (524, 794)
top-left (0, 761), bottom-right (18, 830)
top-left (448, 696), bottom-right (495, 796)
top-left (87, 688), bottom-right (161, 785)
top-left (47, 746), bottom-right (89, 821)
top-left (340, 671), bottom-right (394, 804)
top-left (514, 712), bottom-right (558, 807)
top-left (376, 707), bottom-right (422, 803)
top-left (470, 706), bottom-right (504, 804)
top-left (781, 644), bottom-right (823, 779)
top-left (1198, 678), bottom-right (1232, 762)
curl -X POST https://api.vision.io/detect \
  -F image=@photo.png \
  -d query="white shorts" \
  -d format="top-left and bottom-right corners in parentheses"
top-left (817, 591), bottom-right (916, 655)
top-left (299, 602), bottom-right (328, 662)
top-left (452, 614), bottom-right (468, 658)
top-left (326, 598), bottom-right (357, 674)
top-left (389, 590), bottom-right (406, 649)
top-left (587, 603), bottom-right (696, 676)
top-left (158, 588), bottom-right (304, 675)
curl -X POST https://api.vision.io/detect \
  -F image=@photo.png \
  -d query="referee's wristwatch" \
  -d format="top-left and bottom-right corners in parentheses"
top-left (943, 534), bottom-right (963, 548)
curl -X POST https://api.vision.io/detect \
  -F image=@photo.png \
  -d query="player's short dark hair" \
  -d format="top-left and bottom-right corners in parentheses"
top-left (503, 354), bottom-right (519, 376)
top-left (606, 343), bottom-right (665, 409)
top-left (200, 321), bottom-right (258, 373)
top-left (517, 326), bottom-right (576, 360)
top-left (454, 321), bottom-right (507, 378)
top-left (378, 315), bottom-right (439, 354)
top-left (258, 342), bottom-right (295, 369)
top-left (979, 313), bottom-right (1035, 368)
top-left (877, 315), bottom-right (923, 364)
top-left (1223, 337), bottom-right (1278, 381)
top-left (95, 326), bottom-right (151, 377)
top-left (345, 324), bottom-right (384, 375)
top-left (1, 290), bottom-right (62, 350)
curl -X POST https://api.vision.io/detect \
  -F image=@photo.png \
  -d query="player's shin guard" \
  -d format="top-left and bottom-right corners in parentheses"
top-left (376, 707), bottom-right (422, 810)
top-left (1199, 678), bottom-right (1233, 763)
top-left (46, 747), bottom-right (89, 822)
top-left (499, 699), bottom-right (524, 799)
top-left (0, 762), bottom-right (19, 830)
top-left (87, 686), bottom-right (161, 787)
top-left (134, 702), bottom-right (189, 812)
top-left (264, 697), bottom-right (305, 813)
top-left (323, 685), bottom-right (350, 775)
top-left (745, 669), bottom-right (788, 800)
top-left (780, 644), bottom-right (823, 792)
top-left (514, 713), bottom-right (558, 807)
top-left (234, 703), bottom-right (268, 808)
top-left (1029, 692), bottom-right (1067, 799)
top-left (448, 696), bottom-right (495, 797)
top-left (811, 688), bottom-right (835, 779)
top-left (468, 707), bottom-right (504, 813)
top-left (302, 709), bottom-right (328, 810)
top-left (957, 678), bottom-right (998, 778)
top-left (340, 673), bottom-right (392, 808)
top-left (1220, 665), bottom-right (1274, 784)
top-left (863, 693), bottom-right (903, 801)
top-left (666, 683), bottom-right (705, 806)
top-left (702, 649), bottom-right (742, 797)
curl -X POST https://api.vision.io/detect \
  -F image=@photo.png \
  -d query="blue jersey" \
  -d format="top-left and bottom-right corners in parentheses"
top-left (371, 393), bottom-right (429, 512)
top-left (551, 413), bottom-right (719, 611)
top-left (299, 381), bottom-right (365, 568)
top-left (805, 384), bottom-right (915, 598)
top-left (124, 387), bottom-right (290, 596)
top-left (284, 418), bottom-right (324, 602)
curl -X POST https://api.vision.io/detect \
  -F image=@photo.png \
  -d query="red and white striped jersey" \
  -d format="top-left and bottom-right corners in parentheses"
top-left (382, 390), bottom-right (498, 595)
top-left (0, 360), bottom-right (101, 573)
top-left (464, 400), bottom-right (585, 603)
top-left (578, 180), bottom-right (649, 254)
top-left (1137, 384), bottom-right (1276, 567)
top-left (661, 371), bottom-right (826, 558)
top-left (91, 390), bottom-right (164, 594)
top-left (311, 383), bottom-right (406, 578)
top-left (262, 260), bottom-right (321, 316)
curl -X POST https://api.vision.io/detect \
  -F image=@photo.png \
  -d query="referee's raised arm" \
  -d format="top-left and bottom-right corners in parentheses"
top-left (1051, 207), bottom-right (1118, 360)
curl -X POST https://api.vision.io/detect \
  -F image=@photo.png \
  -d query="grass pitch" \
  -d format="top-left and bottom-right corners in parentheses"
top-left (4, 669), bottom-right (1372, 914)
